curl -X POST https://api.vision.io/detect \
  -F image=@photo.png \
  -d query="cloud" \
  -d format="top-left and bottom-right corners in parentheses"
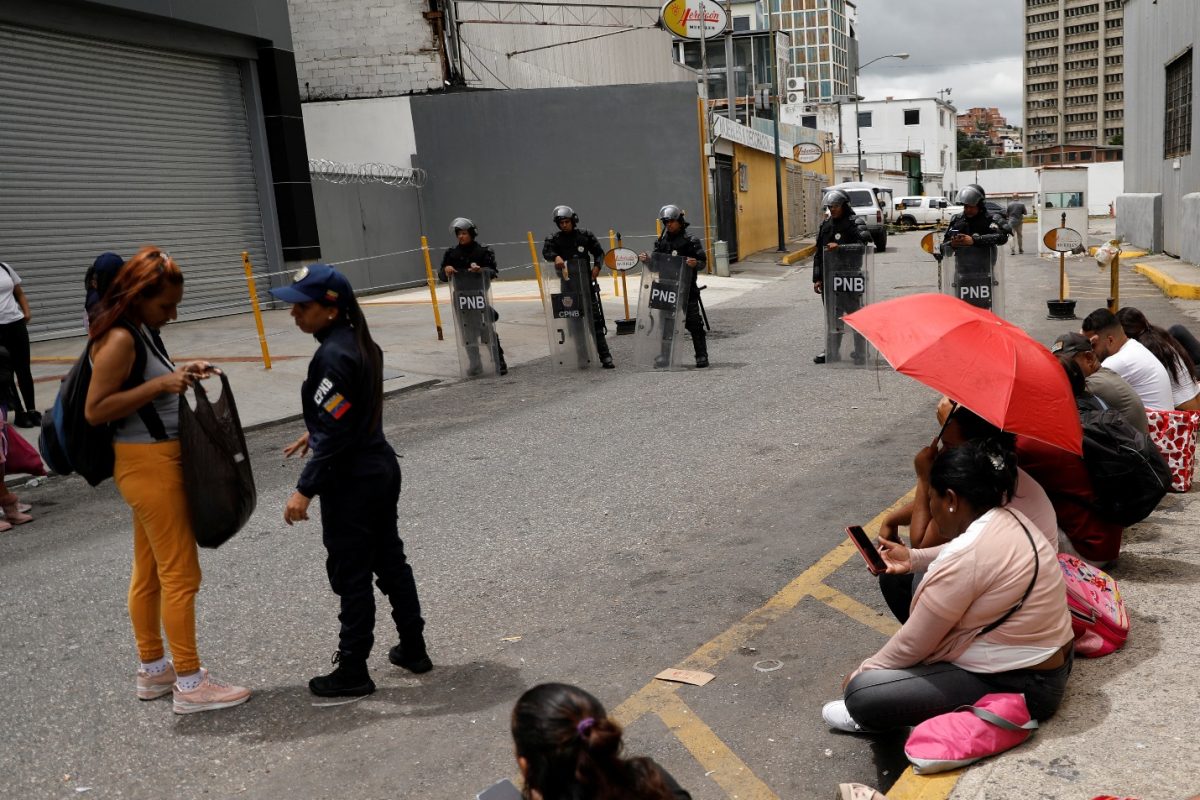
top-left (851, 3), bottom-right (1024, 124)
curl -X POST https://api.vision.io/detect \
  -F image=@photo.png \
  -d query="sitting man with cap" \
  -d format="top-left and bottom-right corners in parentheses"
top-left (1052, 331), bottom-right (1149, 434)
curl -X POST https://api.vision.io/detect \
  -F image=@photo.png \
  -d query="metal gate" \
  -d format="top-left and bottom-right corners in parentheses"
top-left (0, 22), bottom-right (270, 339)
top-left (715, 155), bottom-right (738, 262)
top-left (786, 163), bottom-right (824, 241)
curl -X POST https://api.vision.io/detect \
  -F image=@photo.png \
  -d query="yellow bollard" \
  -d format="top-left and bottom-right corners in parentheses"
top-left (1108, 247), bottom-right (1121, 314)
top-left (608, 229), bottom-right (620, 297)
top-left (420, 236), bottom-right (444, 340)
top-left (617, 233), bottom-right (632, 321)
top-left (527, 231), bottom-right (546, 305)
top-left (241, 251), bottom-right (272, 370)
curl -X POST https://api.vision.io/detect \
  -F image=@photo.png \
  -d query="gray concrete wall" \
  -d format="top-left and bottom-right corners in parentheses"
top-left (1123, 0), bottom-right (1198, 257)
top-left (410, 83), bottom-right (704, 278)
top-left (1116, 193), bottom-right (1163, 253)
top-left (310, 182), bottom-right (427, 291)
top-left (1181, 194), bottom-right (1200, 266)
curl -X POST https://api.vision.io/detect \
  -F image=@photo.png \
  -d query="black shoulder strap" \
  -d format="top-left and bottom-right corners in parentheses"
top-left (117, 321), bottom-right (169, 442)
top-left (980, 509), bottom-right (1041, 635)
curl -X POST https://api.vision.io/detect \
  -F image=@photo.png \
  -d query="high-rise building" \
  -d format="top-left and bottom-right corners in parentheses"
top-left (775, 0), bottom-right (858, 102)
top-left (1023, 0), bottom-right (1125, 165)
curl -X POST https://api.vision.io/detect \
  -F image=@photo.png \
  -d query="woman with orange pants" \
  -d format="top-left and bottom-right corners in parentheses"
top-left (85, 246), bottom-right (249, 714)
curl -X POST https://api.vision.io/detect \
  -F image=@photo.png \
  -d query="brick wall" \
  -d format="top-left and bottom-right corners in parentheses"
top-left (287, 0), bottom-right (442, 99)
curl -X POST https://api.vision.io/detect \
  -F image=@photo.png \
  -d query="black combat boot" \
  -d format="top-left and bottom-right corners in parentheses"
top-left (497, 340), bottom-right (508, 376)
top-left (693, 331), bottom-right (708, 368)
top-left (388, 631), bottom-right (433, 674)
top-left (309, 651), bottom-right (375, 697)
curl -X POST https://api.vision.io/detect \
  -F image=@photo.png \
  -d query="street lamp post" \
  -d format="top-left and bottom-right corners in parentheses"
top-left (854, 52), bottom-right (909, 182)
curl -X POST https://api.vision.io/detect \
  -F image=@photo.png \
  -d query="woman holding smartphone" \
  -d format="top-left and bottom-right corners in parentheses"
top-left (85, 246), bottom-right (250, 714)
top-left (823, 439), bottom-right (1073, 734)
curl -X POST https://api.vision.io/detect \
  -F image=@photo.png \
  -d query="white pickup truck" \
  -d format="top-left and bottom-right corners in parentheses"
top-left (894, 196), bottom-right (962, 229)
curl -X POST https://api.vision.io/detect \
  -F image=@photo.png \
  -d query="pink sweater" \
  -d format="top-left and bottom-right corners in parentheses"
top-left (858, 507), bottom-right (1073, 675)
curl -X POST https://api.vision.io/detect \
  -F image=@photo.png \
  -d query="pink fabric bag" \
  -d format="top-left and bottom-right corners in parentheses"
top-left (904, 694), bottom-right (1037, 774)
top-left (1058, 553), bottom-right (1129, 657)
top-left (1145, 409), bottom-right (1199, 492)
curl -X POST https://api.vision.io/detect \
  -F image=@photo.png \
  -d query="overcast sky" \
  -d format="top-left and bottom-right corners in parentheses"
top-left (852, 3), bottom-right (1024, 125)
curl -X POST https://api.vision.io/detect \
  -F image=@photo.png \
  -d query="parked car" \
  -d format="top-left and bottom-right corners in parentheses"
top-left (824, 181), bottom-right (893, 251)
top-left (894, 196), bottom-right (963, 228)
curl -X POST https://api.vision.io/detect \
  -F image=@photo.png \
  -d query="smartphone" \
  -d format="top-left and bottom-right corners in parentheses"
top-left (846, 525), bottom-right (887, 575)
top-left (477, 779), bottom-right (522, 800)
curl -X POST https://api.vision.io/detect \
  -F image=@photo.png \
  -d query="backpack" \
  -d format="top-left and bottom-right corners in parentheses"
top-left (1057, 553), bottom-right (1129, 657)
top-left (1076, 396), bottom-right (1170, 525)
top-left (39, 322), bottom-right (166, 486)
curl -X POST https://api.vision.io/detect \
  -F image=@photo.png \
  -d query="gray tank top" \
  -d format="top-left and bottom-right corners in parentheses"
top-left (113, 324), bottom-right (180, 443)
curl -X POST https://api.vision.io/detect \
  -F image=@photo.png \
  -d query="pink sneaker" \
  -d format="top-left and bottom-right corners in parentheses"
top-left (136, 662), bottom-right (177, 700)
top-left (172, 669), bottom-right (251, 715)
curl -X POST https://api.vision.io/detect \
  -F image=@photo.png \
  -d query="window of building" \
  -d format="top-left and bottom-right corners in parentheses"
top-left (733, 15), bottom-right (751, 31)
top-left (858, 110), bottom-right (872, 128)
top-left (1081, 151), bottom-right (1093, 161)
top-left (904, 108), bottom-right (920, 125)
top-left (802, 115), bottom-right (817, 129)
top-left (1165, 48), bottom-right (1193, 158)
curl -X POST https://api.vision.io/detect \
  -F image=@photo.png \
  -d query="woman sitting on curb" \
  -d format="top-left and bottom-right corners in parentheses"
top-left (823, 439), bottom-right (1073, 734)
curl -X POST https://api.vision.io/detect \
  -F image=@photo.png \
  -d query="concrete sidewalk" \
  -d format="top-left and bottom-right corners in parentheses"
top-left (22, 255), bottom-right (789, 433)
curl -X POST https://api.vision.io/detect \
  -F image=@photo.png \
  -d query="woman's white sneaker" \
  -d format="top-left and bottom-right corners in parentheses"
top-left (822, 700), bottom-right (869, 733)
top-left (172, 669), bottom-right (250, 714)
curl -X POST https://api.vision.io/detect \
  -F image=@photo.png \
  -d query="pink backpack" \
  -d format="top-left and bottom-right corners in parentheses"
top-left (905, 694), bottom-right (1037, 774)
top-left (1058, 553), bottom-right (1129, 657)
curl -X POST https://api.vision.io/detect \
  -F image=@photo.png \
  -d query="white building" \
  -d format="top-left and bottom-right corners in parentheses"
top-left (815, 96), bottom-right (958, 196)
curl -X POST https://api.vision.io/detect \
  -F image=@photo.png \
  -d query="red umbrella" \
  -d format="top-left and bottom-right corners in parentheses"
top-left (843, 293), bottom-right (1083, 455)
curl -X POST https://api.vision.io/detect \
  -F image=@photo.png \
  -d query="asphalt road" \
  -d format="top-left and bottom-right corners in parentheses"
top-left (0, 225), bottom-right (1182, 800)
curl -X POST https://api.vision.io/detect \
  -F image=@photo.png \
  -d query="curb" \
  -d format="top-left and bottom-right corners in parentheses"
top-left (1087, 246), bottom-right (1149, 259)
top-left (781, 244), bottom-right (816, 265)
top-left (241, 378), bottom-right (441, 433)
top-left (1133, 262), bottom-right (1200, 300)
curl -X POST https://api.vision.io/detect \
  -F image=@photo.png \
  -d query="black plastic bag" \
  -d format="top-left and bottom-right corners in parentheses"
top-left (180, 372), bottom-right (256, 548)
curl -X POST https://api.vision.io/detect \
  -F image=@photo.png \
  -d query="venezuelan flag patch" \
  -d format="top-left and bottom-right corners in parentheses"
top-left (323, 393), bottom-right (351, 419)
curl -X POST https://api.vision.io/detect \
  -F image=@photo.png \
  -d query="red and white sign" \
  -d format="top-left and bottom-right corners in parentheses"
top-left (660, 0), bottom-right (728, 40)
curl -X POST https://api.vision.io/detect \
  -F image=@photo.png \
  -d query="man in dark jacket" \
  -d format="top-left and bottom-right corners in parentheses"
top-left (643, 204), bottom-right (708, 368)
top-left (942, 185), bottom-right (1009, 310)
top-left (813, 190), bottom-right (871, 364)
top-left (440, 217), bottom-right (507, 376)
top-left (542, 205), bottom-right (613, 368)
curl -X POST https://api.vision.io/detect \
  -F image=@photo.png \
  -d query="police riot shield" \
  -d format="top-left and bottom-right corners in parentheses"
top-left (449, 271), bottom-right (500, 378)
top-left (632, 252), bottom-right (690, 370)
top-left (822, 240), bottom-right (876, 366)
top-left (542, 256), bottom-right (599, 370)
top-left (943, 239), bottom-right (1007, 317)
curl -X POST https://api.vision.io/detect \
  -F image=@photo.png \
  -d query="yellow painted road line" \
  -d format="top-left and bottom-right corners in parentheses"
top-left (654, 692), bottom-right (781, 800)
top-left (886, 767), bottom-right (964, 800)
top-left (809, 582), bottom-right (901, 638)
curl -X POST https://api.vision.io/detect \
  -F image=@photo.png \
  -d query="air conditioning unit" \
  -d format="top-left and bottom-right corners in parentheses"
top-left (786, 91), bottom-right (802, 105)
top-left (785, 77), bottom-right (803, 93)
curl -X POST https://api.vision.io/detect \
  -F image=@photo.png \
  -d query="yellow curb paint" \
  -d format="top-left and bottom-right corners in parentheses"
top-left (886, 767), bottom-right (964, 800)
top-left (808, 582), bottom-right (902, 638)
top-left (610, 490), bottom-right (917, 799)
top-left (782, 244), bottom-right (817, 265)
top-left (654, 692), bottom-right (781, 800)
top-left (1133, 262), bottom-right (1200, 300)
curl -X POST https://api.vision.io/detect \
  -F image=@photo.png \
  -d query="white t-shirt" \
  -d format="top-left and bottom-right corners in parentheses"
top-left (1102, 338), bottom-right (1175, 410)
top-left (1168, 353), bottom-right (1200, 407)
top-left (0, 263), bottom-right (23, 324)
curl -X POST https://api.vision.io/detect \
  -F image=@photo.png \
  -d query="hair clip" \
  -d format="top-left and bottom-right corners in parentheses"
top-left (576, 717), bottom-right (595, 737)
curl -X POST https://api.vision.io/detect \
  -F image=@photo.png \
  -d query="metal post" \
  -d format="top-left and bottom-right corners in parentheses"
top-left (240, 251), bottom-right (272, 370)
top-left (855, 94), bottom-right (863, 182)
top-left (617, 232), bottom-right (632, 321)
top-left (697, 96), bottom-right (715, 269)
top-left (723, 1), bottom-right (735, 122)
top-left (1108, 248), bottom-right (1121, 314)
top-left (527, 232), bottom-right (545, 305)
top-left (420, 236), bottom-right (444, 341)
top-left (770, 5), bottom-right (786, 252)
top-left (608, 229), bottom-right (620, 296)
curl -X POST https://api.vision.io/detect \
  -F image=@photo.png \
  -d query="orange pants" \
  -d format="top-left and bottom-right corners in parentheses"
top-left (114, 441), bottom-right (202, 674)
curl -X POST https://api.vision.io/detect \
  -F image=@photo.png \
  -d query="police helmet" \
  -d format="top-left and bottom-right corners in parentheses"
top-left (822, 189), bottom-right (851, 210)
top-left (959, 185), bottom-right (986, 208)
top-left (552, 205), bottom-right (578, 225)
top-left (659, 204), bottom-right (688, 226)
top-left (450, 217), bottom-right (476, 236)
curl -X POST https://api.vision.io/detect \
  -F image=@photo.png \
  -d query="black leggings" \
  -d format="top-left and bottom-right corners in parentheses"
top-left (0, 319), bottom-right (34, 414)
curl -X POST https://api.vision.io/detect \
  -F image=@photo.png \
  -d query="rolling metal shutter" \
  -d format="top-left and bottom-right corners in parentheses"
top-left (0, 22), bottom-right (270, 340)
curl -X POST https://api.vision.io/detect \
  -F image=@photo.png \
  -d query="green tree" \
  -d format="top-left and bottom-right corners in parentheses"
top-left (1108, 133), bottom-right (1124, 146)
top-left (957, 130), bottom-right (992, 166)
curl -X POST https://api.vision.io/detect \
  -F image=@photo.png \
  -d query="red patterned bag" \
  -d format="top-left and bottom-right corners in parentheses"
top-left (1145, 409), bottom-right (1199, 492)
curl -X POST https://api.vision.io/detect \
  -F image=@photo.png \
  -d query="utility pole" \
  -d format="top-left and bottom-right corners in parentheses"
top-left (769, 0), bottom-right (785, 251)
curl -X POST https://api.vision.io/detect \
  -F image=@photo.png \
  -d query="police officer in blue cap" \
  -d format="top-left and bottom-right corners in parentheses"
top-left (271, 264), bottom-right (431, 697)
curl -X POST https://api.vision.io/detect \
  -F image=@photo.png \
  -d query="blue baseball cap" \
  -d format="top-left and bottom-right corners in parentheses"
top-left (269, 263), bottom-right (352, 307)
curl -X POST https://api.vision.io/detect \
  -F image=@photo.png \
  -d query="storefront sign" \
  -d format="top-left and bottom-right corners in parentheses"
top-left (712, 115), bottom-right (789, 158)
top-left (660, 0), bottom-right (728, 40)
top-left (793, 142), bottom-right (823, 164)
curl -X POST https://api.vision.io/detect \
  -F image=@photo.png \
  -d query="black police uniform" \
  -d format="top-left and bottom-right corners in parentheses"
top-left (814, 213), bottom-right (871, 361)
top-left (942, 208), bottom-right (1010, 309)
top-left (439, 240), bottom-right (507, 373)
top-left (542, 227), bottom-right (612, 362)
top-left (298, 322), bottom-right (426, 672)
top-left (651, 225), bottom-right (708, 362)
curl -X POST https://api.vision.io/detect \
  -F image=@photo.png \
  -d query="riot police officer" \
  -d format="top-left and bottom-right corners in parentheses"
top-left (813, 189), bottom-right (871, 364)
top-left (942, 184), bottom-right (1010, 310)
top-left (440, 217), bottom-right (508, 376)
top-left (640, 204), bottom-right (709, 368)
top-left (542, 205), bottom-right (614, 368)
top-left (272, 264), bottom-right (431, 697)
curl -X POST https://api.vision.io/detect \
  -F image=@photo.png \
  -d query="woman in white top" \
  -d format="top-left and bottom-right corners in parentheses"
top-left (0, 262), bottom-right (38, 428)
top-left (1117, 307), bottom-right (1200, 411)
